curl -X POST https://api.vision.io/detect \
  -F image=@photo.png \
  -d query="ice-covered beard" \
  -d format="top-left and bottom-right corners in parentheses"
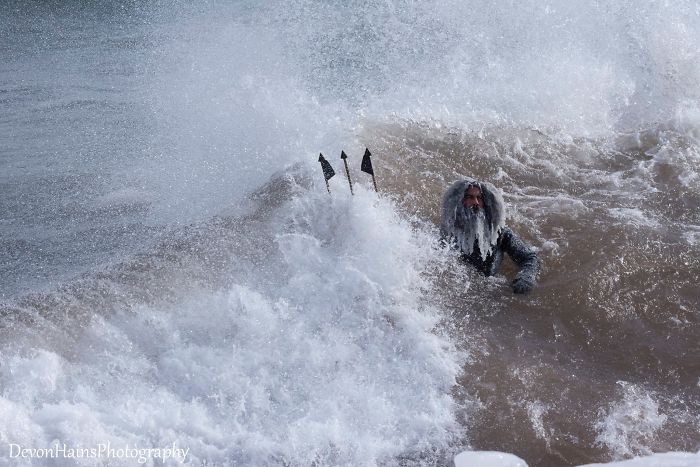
top-left (453, 205), bottom-right (494, 261)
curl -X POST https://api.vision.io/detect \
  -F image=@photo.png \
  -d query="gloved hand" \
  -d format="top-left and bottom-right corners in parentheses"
top-left (512, 275), bottom-right (534, 294)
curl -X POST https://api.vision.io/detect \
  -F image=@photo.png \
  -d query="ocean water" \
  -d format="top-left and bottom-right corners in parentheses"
top-left (1, 1), bottom-right (698, 465)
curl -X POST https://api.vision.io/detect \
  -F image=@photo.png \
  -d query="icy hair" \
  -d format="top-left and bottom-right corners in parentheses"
top-left (440, 179), bottom-right (506, 259)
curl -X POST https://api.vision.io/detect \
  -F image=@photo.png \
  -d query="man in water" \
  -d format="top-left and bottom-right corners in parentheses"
top-left (440, 179), bottom-right (540, 294)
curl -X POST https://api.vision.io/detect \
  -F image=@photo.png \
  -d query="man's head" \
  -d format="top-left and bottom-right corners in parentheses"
top-left (462, 185), bottom-right (484, 211)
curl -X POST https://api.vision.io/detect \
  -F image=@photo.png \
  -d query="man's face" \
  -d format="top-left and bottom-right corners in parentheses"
top-left (462, 186), bottom-right (483, 211)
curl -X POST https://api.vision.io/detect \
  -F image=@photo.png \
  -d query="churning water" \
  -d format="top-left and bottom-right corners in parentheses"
top-left (1, 1), bottom-right (698, 465)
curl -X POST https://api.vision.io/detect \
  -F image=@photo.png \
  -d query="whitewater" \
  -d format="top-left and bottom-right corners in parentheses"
top-left (1, 1), bottom-right (698, 465)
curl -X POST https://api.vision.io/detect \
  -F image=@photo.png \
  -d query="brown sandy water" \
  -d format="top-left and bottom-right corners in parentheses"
top-left (362, 120), bottom-right (700, 466)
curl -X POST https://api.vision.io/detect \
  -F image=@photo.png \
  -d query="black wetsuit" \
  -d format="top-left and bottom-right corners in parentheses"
top-left (462, 227), bottom-right (539, 278)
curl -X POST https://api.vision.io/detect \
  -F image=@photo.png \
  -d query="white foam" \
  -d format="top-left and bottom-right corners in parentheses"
top-left (594, 382), bottom-right (668, 459)
top-left (682, 225), bottom-right (700, 246)
top-left (607, 208), bottom-right (661, 229)
top-left (522, 194), bottom-right (589, 217)
top-left (0, 186), bottom-right (465, 465)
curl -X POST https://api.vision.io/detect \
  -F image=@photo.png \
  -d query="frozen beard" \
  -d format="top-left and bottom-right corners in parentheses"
top-left (453, 205), bottom-right (495, 261)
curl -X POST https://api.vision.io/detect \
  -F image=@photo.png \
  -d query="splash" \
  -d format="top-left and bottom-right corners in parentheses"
top-left (594, 382), bottom-right (668, 459)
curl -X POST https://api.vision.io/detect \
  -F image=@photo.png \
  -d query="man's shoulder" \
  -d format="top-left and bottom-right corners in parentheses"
top-left (497, 226), bottom-right (528, 250)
